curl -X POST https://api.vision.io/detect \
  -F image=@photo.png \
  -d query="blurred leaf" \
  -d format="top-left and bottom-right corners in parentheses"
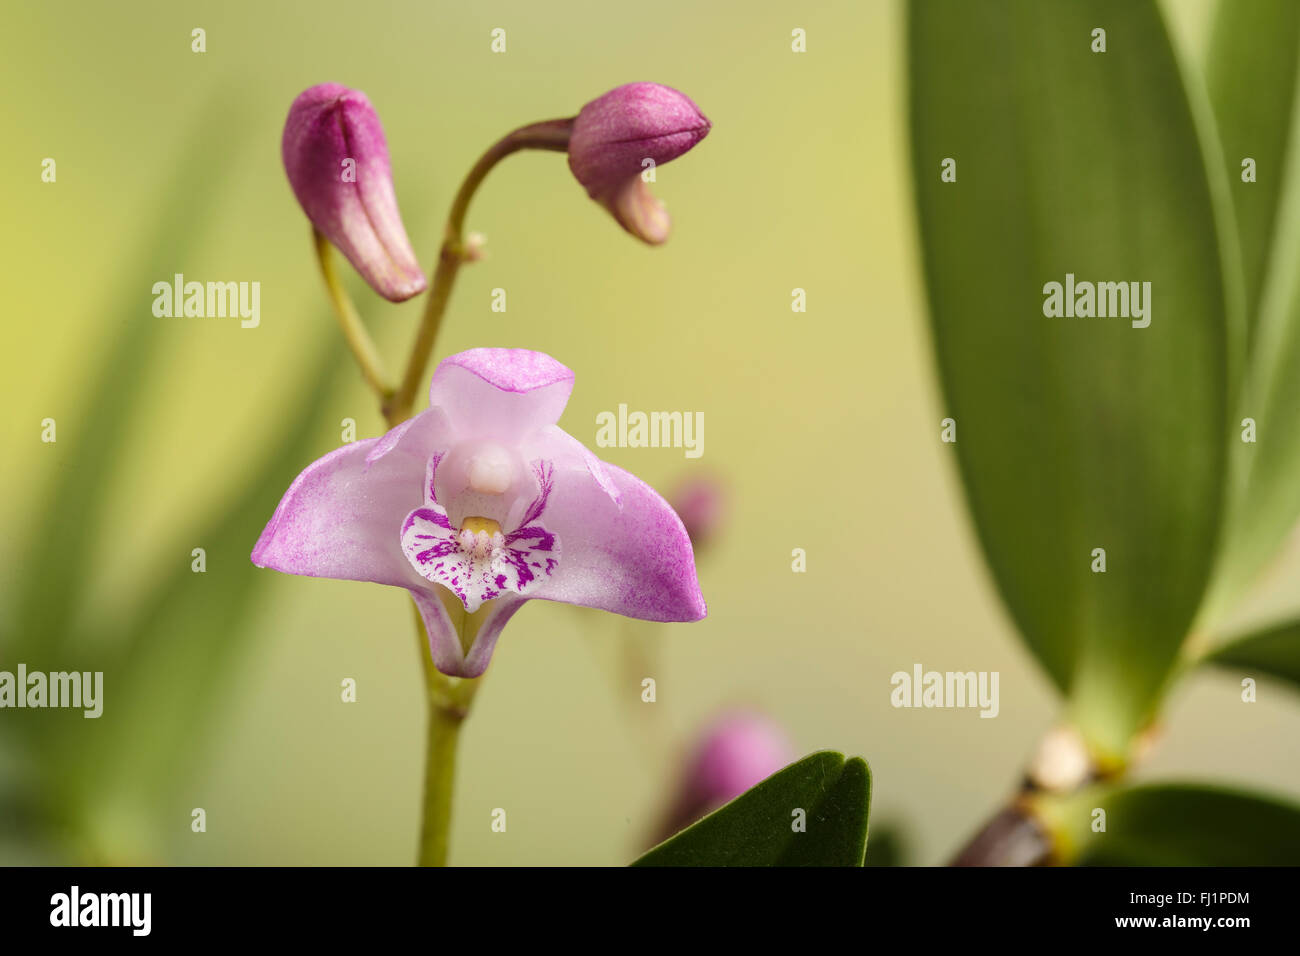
top-left (632, 751), bottom-right (871, 867)
top-left (1205, 0), bottom-right (1300, 337)
top-left (1204, 619), bottom-right (1300, 689)
top-left (1204, 4), bottom-right (1300, 615)
top-left (7, 98), bottom-right (243, 658)
top-left (908, 0), bottom-right (1239, 758)
top-left (56, 347), bottom-right (349, 833)
top-left (863, 820), bottom-right (910, 867)
top-left (1038, 783), bottom-right (1300, 865)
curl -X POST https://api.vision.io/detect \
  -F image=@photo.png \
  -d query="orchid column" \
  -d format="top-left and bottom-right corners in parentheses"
top-left (262, 81), bottom-right (712, 865)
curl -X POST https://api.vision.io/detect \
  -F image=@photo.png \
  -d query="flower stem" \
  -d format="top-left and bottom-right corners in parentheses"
top-left (412, 601), bottom-right (482, 866)
top-left (950, 800), bottom-right (1054, 866)
top-left (418, 700), bottom-right (465, 867)
top-left (383, 118), bottom-right (573, 425)
top-left (312, 227), bottom-right (395, 403)
top-left (400, 119), bottom-right (572, 863)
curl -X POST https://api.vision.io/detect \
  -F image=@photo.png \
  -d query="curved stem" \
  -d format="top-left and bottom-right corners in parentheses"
top-left (395, 119), bottom-right (572, 863)
top-left (384, 118), bottom-right (573, 425)
top-left (312, 228), bottom-right (395, 402)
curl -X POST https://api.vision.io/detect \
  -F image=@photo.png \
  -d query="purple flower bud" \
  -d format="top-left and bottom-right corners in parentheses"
top-left (282, 84), bottom-right (427, 302)
top-left (654, 711), bottom-right (793, 841)
top-left (669, 474), bottom-right (726, 551)
top-left (567, 83), bottom-right (711, 245)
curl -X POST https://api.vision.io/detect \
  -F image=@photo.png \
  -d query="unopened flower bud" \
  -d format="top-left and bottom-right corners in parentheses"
top-left (653, 711), bottom-right (793, 842)
top-left (282, 83), bottom-right (427, 302)
top-left (567, 82), bottom-right (711, 245)
top-left (669, 474), bottom-right (726, 551)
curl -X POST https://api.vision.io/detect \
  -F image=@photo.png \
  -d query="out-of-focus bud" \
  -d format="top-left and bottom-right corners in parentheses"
top-left (567, 82), bottom-right (711, 245)
top-left (669, 474), bottom-right (726, 551)
top-left (653, 711), bottom-right (794, 843)
top-left (282, 83), bottom-right (427, 302)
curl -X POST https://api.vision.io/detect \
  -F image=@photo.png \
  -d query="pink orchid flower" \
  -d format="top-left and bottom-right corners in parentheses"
top-left (252, 348), bottom-right (707, 677)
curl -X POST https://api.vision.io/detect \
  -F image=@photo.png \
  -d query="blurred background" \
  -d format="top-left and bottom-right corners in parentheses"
top-left (2, 0), bottom-right (1297, 866)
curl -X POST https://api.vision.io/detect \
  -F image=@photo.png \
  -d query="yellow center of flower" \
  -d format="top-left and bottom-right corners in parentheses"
top-left (460, 516), bottom-right (502, 537)
top-left (457, 515), bottom-right (505, 562)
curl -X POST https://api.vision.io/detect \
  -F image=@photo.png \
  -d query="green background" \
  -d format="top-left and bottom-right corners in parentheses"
top-left (2, 0), bottom-right (1296, 865)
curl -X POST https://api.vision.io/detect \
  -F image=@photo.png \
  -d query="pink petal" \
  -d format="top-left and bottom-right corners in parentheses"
top-left (410, 590), bottom-right (527, 678)
top-left (536, 424), bottom-right (623, 507)
top-left (428, 349), bottom-right (574, 443)
top-left (519, 430), bottom-right (706, 622)
top-left (252, 409), bottom-right (448, 587)
top-left (601, 176), bottom-right (671, 245)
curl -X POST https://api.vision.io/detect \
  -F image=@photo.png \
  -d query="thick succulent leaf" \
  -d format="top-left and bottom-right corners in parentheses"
top-left (908, 0), bottom-right (1239, 758)
top-left (633, 752), bottom-right (871, 867)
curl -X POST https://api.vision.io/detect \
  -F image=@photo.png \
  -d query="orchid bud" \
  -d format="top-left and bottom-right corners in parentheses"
top-left (282, 83), bottom-right (427, 302)
top-left (567, 82), bottom-right (711, 245)
top-left (653, 711), bottom-right (794, 842)
top-left (669, 474), bottom-right (726, 551)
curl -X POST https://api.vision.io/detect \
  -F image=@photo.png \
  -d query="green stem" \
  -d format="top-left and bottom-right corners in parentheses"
top-left (356, 119), bottom-right (571, 862)
top-left (384, 118), bottom-right (573, 425)
top-left (418, 701), bottom-right (465, 867)
top-left (312, 227), bottom-right (395, 402)
top-left (412, 601), bottom-right (482, 866)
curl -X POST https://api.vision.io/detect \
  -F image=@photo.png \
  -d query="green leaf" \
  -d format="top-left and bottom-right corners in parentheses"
top-left (1037, 783), bottom-right (1300, 865)
top-left (64, 347), bottom-right (349, 826)
top-left (632, 751), bottom-right (871, 867)
top-left (863, 820), bottom-right (910, 867)
top-left (1203, 4), bottom-right (1300, 615)
top-left (1205, 619), bottom-right (1300, 688)
top-left (8, 98), bottom-right (244, 660)
top-left (1206, 0), bottom-right (1300, 341)
top-left (908, 0), bottom-right (1239, 759)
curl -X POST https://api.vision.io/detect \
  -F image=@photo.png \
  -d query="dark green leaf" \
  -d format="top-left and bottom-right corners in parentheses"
top-left (632, 751), bottom-right (871, 867)
top-left (908, 0), bottom-right (1239, 758)
top-left (1206, 619), bottom-right (1300, 688)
